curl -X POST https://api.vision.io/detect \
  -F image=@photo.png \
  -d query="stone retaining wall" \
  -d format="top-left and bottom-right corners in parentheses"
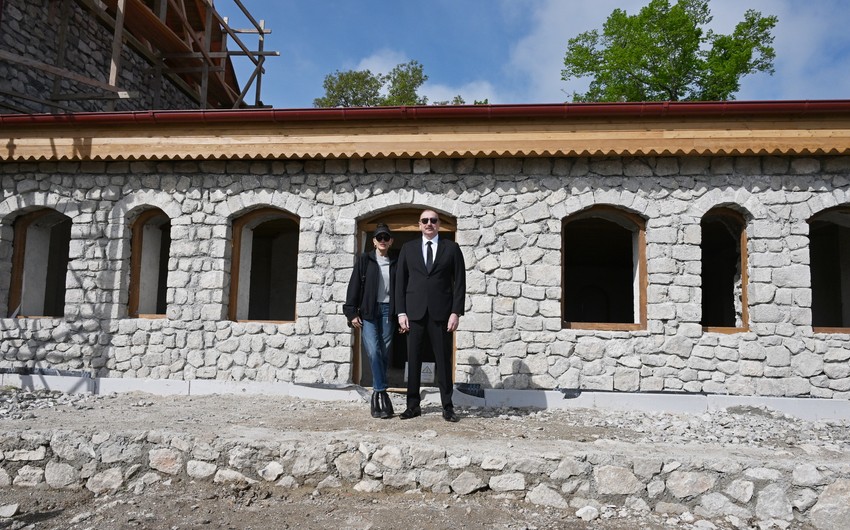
top-left (1, 427), bottom-right (848, 529)
top-left (1, 155), bottom-right (850, 398)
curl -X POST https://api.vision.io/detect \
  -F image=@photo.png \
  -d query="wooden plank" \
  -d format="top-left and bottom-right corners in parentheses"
top-left (0, 49), bottom-right (123, 93)
top-left (3, 118), bottom-right (850, 162)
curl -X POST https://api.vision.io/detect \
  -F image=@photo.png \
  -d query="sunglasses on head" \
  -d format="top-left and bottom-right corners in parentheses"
top-left (374, 234), bottom-right (391, 242)
top-left (419, 217), bottom-right (439, 225)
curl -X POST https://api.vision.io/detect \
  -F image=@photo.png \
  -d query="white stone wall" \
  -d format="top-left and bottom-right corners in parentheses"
top-left (1, 156), bottom-right (850, 398)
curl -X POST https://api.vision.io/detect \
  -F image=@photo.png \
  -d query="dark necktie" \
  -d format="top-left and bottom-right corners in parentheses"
top-left (426, 241), bottom-right (433, 271)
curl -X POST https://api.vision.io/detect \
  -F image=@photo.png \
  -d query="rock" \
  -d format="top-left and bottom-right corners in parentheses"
top-left (695, 493), bottom-right (752, 519)
top-left (724, 480), bottom-right (754, 503)
top-left (353, 478), bottom-right (383, 493)
top-left (418, 470), bottom-right (450, 493)
top-left (450, 471), bottom-right (486, 495)
top-left (6, 447), bottom-right (47, 461)
top-left (45, 461), bottom-right (80, 489)
top-left (489, 473), bottom-right (525, 492)
top-left (410, 447), bottom-right (446, 467)
top-left (372, 446), bottom-right (404, 470)
top-left (551, 458), bottom-right (590, 479)
top-left (334, 452), bottom-right (362, 481)
top-left (0, 468), bottom-right (11, 487)
top-left (755, 484), bottom-right (792, 522)
top-left (810, 479), bottom-right (850, 530)
top-left (666, 471), bottom-right (716, 499)
top-left (13, 465), bottom-right (44, 487)
top-left (0, 504), bottom-right (19, 518)
top-left (381, 470), bottom-right (413, 488)
top-left (625, 496), bottom-right (651, 513)
top-left (575, 506), bottom-right (599, 521)
top-left (793, 464), bottom-right (827, 486)
top-left (276, 476), bottom-right (299, 489)
top-left (86, 468), bottom-right (123, 494)
top-left (213, 469), bottom-right (257, 484)
top-left (316, 475), bottom-right (342, 490)
top-left (148, 448), bottom-right (183, 475)
top-left (594, 465), bottom-right (642, 495)
top-left (526, 484), bottom-right (568, 509)
top-left (480, 456), bottom-right (507, 471)
top-left (187, 460), bottom-right (217, 479)
top-left (647, 480), bottom-right (665, 497)
top-left (258, 461), bottom-right (284, 482)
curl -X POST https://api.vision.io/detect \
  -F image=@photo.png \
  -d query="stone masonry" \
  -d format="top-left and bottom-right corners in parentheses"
top-left (1, 155), bottom-right (850, 399)
top-left (0, 0), bottom-right (197, 113)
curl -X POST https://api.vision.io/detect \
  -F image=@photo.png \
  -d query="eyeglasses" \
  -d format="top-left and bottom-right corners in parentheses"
top-left (374, 234), bottom-right (391, 242)
top-left (419, 217), bottom-right (439, 225)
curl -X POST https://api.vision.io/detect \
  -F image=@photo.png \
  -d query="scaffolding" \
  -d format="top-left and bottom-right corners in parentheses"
top-left (0, 0), bottom-right (278, 112)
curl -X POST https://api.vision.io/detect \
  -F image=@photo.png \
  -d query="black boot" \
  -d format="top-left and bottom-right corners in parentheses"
top-left (379, 391), bottom-right (394, 419)
top-left (370, 392), bottom-right (382, 418)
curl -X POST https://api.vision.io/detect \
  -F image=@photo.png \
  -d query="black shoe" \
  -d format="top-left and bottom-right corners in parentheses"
top-left (442, 409), bottom-right (459, 422)
top-left (399, 407), bottom-right (421, 419)
top-left (370, 392), bottom-right (382, 419)
top-left (379, 391), bottom-right (394, 419)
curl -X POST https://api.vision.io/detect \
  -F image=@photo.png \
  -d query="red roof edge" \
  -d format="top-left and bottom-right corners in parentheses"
top-left (1, 100), bottom-right (849, 127)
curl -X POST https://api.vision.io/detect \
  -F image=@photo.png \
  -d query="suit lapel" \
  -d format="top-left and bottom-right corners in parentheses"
top-left (432, 239), bottom-right (448, 271)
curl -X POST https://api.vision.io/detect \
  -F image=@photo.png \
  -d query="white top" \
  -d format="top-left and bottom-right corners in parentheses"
top-left (376, 253), bottom-right (391, 303)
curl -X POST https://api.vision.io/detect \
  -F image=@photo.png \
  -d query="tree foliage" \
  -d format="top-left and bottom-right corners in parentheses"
top-left (561, 0), bottom-right (777, 102)
top-left (314, 60), bottom-right (474, 108)
top-left (314, 60), bottom-right (430, 107)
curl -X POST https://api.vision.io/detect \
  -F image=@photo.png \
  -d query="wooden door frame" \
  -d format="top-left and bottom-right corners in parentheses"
top-left (353, 208), bottom-right (457, 390)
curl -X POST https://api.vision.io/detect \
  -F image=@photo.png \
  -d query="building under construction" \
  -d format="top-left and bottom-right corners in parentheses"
top-left (0, 0), bottom-right (274, 113)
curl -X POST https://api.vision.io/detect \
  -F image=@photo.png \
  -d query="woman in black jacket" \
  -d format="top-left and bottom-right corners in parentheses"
top-left (343, 223), bottom-right (397, 418)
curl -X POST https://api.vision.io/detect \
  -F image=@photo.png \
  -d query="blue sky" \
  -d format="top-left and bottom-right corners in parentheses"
top-left (217, 0), bottom-right (850, 108)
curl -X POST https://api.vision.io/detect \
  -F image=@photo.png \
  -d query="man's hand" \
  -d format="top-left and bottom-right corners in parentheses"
top-left (447, 313), bottom-right (459, 332)
top-left (398, 314), bottom-right (409, 333)
top-left (350, 316), bottom-right (362, 329)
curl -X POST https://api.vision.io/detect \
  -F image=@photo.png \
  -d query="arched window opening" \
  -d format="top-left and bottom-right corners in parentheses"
top-left (809, 207), bottom-right (850, 331)
top-left (701, 208), bottom-right (748, 331)
top-left (128, 209), bottom-right (171, 318)
top-left (562, 206), bottom-right (646, 330)
top-left (8, 209), bottom-right (72, 318)
top-left (230, 208), bottom-right (299, 322)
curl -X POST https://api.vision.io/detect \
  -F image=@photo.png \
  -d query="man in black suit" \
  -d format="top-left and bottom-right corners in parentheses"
top-left (396, 209), bottom-right (466, 422)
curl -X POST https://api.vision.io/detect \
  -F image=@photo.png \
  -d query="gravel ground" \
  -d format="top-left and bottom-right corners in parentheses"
top-left (2, 387), bottom-right (847, 529)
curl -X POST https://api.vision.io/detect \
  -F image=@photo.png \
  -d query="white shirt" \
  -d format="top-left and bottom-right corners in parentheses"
top-left (422, 234), bottom-right (439, 264)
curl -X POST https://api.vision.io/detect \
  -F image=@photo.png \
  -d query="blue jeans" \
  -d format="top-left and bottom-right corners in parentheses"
top-left (361, 303), bottom-right (393, 392)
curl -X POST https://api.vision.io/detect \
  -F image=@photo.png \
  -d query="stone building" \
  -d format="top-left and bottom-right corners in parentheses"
top-left (1, 101), bottom-right (850, 401)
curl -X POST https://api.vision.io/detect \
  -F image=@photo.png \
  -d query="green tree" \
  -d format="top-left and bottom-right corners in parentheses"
top-left (561, 0), bottom-right (777, 102)
top-left (381, 61), bottom-right (429, 106)
top-left (314, 60), bottom-right (429, 107)
top-left (313, 69), bottom-right (385, 107)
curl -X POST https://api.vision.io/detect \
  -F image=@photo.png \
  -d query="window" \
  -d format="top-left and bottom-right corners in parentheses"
top-left (8, 209), bottom-right (72, 318)
top-left (562, 206), bottom-right (646, 330)
top-left (128, 209), bottom-right (171, 318)
top-left (701, 208), bottom-right (749, 331)
top-left (229, 208), bottom-right (299, 322)
top-left (809, 206), bottom-right (850, 331)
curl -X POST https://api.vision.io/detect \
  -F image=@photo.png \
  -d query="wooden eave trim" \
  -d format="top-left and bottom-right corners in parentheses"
top-left (4, 116), bottom-right (850, 162)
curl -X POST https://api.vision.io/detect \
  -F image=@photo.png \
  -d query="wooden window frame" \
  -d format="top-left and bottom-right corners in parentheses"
top-left (701, 208), bottom-right (750, 334)
top-left (8, 209), bottom-right (70, 319)
top-left (127, 209), bottom-right (170, 319)
top-left (561, 206), bottom-right (647, 331)
top-left (809, 206), bottom-right (850, 334)
top-left (229, 207), bottom-right (300, 323)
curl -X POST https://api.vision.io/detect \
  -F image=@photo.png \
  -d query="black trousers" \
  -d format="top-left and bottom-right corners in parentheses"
top-left (406, 312), bottom-right (454, 410)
